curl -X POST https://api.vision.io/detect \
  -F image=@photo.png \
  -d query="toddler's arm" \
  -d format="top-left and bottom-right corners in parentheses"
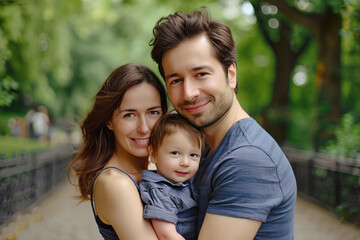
top-left (151, 219), bottom-right (185, 240)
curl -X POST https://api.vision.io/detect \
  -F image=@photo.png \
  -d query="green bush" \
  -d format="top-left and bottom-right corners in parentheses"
top-left (324, 113), bottom-right (360, 158)
top-left (0, 112), bottom-right (16, 135)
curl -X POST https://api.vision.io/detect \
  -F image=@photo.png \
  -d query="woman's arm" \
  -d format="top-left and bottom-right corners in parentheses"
top-left (151, 219), bottom-right (185, 240)
top-left (94, 171), bottom-right (158, 239)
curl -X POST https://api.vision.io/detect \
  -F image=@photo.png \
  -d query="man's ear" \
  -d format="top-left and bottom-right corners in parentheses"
top-left (106, 121), bottom-right (113, 130)
top-left (228, 63), bottom-right (237, 89)
top-left (148, 146), bottom-right (157, 164)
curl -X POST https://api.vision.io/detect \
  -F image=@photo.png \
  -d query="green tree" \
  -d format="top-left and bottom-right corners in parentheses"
top-left (0, 0), bottom-right (81, 113)
top-left (250, 1), bottom-right (312, 144)
top-left (263, 0), bottom-right (343, 149)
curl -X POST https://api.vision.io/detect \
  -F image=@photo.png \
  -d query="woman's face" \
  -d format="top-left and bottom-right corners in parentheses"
top-left (107, 82), bottom-right (163, 158)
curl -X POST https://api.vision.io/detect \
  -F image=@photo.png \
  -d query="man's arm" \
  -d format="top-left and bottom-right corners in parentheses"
top-left (198, 213), bottom-right (262, 240)
top-left (151, 219), bottom-right (185, 240)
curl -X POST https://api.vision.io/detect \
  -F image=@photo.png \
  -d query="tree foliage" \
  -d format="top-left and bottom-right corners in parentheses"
top-left (0, 0), bottom-right (359, 151)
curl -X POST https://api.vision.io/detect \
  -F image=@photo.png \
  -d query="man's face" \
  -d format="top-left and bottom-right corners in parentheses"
top-left (162, 34), bottom-right (237, 128)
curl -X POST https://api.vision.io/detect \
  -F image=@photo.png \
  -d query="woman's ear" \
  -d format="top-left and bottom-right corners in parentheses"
top-left (148, 146), bottom-right (157, 164)
top-left (106, 121), bottom-right (113, 130)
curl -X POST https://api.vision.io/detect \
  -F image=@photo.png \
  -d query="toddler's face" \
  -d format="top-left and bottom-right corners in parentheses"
top-left (150, 129), bottom-right (201, 183)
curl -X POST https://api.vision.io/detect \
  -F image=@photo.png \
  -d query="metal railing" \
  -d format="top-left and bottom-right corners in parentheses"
top-left (1, 144), bottom-right (359, 227)
top-left (283, 146), bottom-right (360, 225)
top-left (0, 144), bottom-right (75, 228)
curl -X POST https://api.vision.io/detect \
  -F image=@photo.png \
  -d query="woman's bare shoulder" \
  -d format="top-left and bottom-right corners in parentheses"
top-left (93, 168), bottom-right (139, 223)
top-left (94, 168), bottom-right (136, 193)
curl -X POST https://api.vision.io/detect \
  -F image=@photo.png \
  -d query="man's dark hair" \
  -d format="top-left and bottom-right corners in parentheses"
top-left (150, 7), bottom-right (238, 93)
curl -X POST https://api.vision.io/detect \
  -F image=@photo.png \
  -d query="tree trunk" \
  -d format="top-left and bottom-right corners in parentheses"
top-left (261, 23), bottom-right (297, 144)
top-left (252, 1), bottom-right (310, 144)
top-left (313, 9), bottom-right (342, 148)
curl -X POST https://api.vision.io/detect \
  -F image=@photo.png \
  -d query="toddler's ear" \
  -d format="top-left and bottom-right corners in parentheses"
top-left (148, 146), bottom-right (157, 164)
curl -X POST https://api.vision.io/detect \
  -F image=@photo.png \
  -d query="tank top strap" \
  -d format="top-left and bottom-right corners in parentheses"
top-left (90, 166), bottom-right (139, 221)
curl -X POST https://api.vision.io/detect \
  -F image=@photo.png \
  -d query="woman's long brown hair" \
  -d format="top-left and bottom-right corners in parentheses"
top-left (68, 63), bottom-right (168, 201)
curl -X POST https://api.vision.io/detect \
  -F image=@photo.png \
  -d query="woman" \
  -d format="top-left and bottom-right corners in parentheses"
top-left (68, 63), bottom-right (168, 239)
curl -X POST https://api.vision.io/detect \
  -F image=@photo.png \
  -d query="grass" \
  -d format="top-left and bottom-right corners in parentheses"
top-left (0, 135), bottom-right (47, 158)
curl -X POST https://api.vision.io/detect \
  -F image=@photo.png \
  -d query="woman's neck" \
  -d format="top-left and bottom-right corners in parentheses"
top-left (106, 149), bottom-right (148, 182)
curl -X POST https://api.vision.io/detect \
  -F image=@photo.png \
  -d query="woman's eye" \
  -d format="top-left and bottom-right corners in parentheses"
top-left (123, 113), bottom-right (135, 118)
top-left (149, 110), bottom-right (161, 116)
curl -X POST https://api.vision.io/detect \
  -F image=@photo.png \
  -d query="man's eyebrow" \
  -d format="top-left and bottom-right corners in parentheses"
top-left (192, 65), bottom-right (213, 72)
top-left (165, 72), bottom-right (179, 80)
top-left (165, 65), bottom-right (213, 80)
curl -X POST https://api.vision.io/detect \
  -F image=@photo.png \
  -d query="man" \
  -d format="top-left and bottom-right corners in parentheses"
top-left (150, 8), bottom-right (297, 240)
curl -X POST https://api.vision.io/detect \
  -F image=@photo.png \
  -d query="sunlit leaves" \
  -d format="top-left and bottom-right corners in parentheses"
top-left (0, 76), bottom-right (18, 106)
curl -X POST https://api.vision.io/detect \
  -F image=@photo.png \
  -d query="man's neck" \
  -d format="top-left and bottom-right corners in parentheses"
top-left (203, 99), bottom-right (249, 156)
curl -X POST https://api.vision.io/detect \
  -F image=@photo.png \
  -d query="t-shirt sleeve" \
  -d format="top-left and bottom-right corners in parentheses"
top-left (207, 146), bottom-right (284, 222)
top-left (140, 183), bottom-right (178, 224)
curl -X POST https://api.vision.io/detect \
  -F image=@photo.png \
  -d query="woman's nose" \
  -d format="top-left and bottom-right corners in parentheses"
top-left (137, 116), bottom-right (150, 134)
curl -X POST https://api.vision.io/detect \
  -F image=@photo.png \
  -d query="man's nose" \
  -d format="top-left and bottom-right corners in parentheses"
top-left (183, 78), bottom-right (200, 102)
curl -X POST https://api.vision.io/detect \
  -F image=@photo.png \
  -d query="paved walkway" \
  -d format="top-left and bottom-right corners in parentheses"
top-left (1, 181), bottom-right (360, 240)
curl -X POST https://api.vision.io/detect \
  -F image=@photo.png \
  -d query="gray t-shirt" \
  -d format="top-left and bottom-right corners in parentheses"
top-left (193, 118), bottom-right (297, 239)
top-left (140, 170), bottom-right (198, 240)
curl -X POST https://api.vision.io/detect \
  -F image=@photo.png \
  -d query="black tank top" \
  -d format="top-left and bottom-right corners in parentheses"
top-left (90, 166), bottom-right (139, 240)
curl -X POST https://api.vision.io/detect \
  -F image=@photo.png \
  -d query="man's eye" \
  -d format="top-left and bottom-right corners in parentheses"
top-left (197, 72), bottom-right (208, 77)
top-left (169, 79), bottom-right (182, 85)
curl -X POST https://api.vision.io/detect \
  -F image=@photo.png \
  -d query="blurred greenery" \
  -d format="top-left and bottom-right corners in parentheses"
top-left (0, 111), bottom-right (23, 135)
top-left (0, 0), bottom-right (359, 152)
top-left (323, 112), bottom-right (360, 158)
top-left (0, 135), bottom-right (46, 157)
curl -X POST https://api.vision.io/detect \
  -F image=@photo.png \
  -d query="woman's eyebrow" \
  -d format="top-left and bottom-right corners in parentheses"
top-left (148, 106), bottom-right (162, 110)
top-left (118, 109), bottom-right (136, 114)
top-left (118, 106), bottom-right (161, 113)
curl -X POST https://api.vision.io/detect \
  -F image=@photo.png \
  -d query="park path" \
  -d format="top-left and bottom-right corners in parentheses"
top-left (1, 180), bottom-right (360, 240)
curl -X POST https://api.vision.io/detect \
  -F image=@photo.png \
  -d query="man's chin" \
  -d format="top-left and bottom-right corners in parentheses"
top-left (187, 116), bottom-right (210, 129)
top-left (176, 109), bottom-right (211, 128)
